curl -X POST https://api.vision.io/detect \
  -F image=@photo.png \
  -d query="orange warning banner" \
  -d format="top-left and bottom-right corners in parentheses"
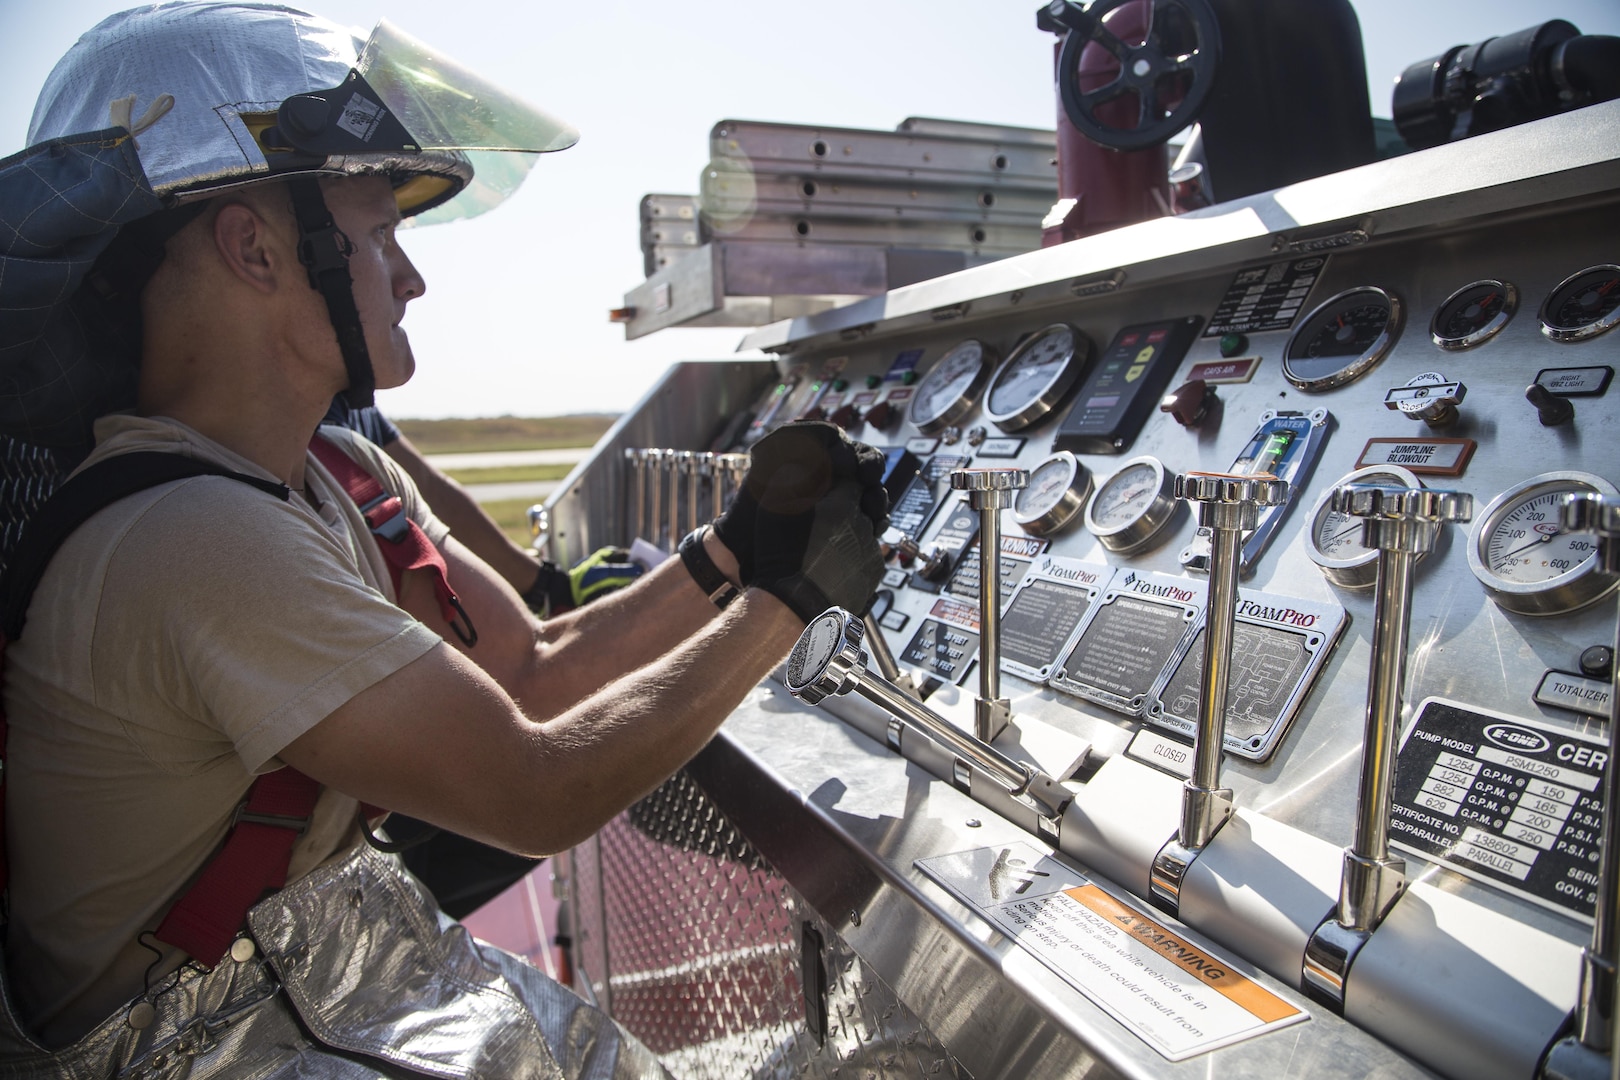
top-left (1065, 885), bottom-right (1300, 1024)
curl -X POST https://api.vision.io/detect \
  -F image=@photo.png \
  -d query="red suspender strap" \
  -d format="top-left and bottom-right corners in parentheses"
top-left (307, 433), bottom-right (477, 646)
top-left (154, 766), bottom-right (321, 966)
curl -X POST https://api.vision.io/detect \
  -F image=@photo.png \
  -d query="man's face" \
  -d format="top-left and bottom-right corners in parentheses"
top-left (320, 175), bottom-right (426, 392)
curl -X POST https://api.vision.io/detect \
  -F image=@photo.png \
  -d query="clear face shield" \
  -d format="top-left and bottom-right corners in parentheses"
top-left (269, 18), bottom-right (579, 223)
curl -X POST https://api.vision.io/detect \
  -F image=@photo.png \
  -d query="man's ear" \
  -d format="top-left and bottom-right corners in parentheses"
top-left (212, 202), bottom-right (280, 294)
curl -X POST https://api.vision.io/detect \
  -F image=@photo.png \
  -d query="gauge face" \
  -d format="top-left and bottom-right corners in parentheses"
top-left (910, 340), bottom-right (995, 434)
top-left (1084, 456), bottom-right (1178, 554)
top-left (1305, 465), bottom-right (1423, 588)
top-left (786, 609), bottom-right (849, 691)
top-left (1283, 286), bottom-right (1403, 392)
top-left (983, 323), bottom-right (1090, 431)
top-left (1014, 452), bottom-right (1092, 537)
top-left (1539, 265), bottom-right (1620, 343)
top-left (1467, 471), bottom-right (1620, 616)
top-left (1431, 279), bottom-right (1516, 351)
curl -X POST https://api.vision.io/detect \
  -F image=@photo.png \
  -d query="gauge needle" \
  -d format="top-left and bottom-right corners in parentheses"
top-left (1493, 532), bottom-right (1550, 571)
top-left (1324, 522), bottom-right (1362, 546)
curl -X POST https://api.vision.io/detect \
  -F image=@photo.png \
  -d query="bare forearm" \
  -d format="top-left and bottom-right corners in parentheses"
top-left (519, 589), bottom-right (799, 850)
top-left (287, 588), bottom-right (801, 856)
top-left (519, 529), bottom-right (742, 714)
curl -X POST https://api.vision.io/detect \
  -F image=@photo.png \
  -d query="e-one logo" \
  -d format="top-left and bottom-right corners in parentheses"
top-left (1483, 723), bottom-right (1551, 755)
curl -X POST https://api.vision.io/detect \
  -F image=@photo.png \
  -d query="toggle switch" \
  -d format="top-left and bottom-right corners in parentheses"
top-left (1526, 383), bottom-right (1575, 427)
top-left (1159, 378), bottom-right (1218, 427)
top-left (863, 400), bottom-right (897, 431)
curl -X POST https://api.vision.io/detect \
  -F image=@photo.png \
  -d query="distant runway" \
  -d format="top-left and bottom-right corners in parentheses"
top-left (428, 447), bottom-right (590, 505)
top-left (424, 447), bottom-right (589, 470)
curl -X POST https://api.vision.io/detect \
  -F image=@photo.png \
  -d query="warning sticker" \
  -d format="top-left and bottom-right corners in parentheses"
top-left (917, 843), bottom-right (1307, 1060)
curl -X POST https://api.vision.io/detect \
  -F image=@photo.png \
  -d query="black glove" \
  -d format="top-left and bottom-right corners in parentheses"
top-left (712, 421), bottom-right (888, 584)
top-left (523, 547), bottom-right (644, 617)
top-left (751, 475), bottom-right (887, 624)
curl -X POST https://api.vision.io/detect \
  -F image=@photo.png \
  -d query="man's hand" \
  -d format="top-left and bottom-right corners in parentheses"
top-left (713, 421), bottom-right (888, 584)
top-left (525, 547), bottom-right (645, 616)
top-left (751, 476), bottom-right (886, 623)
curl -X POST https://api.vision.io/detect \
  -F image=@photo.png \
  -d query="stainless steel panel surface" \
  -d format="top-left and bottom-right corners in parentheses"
top-left (572, 99), bottom-right (1620, 1080)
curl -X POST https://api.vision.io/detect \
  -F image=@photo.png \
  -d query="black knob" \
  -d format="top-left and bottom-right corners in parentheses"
top-left (1526, 383), bottom-right (1574, 426)
top-left (1580, 645), bottom-right (1614, 679)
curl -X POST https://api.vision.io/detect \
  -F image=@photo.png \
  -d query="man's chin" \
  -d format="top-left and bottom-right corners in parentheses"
top-left (373, 342), bottom-right (417, 391)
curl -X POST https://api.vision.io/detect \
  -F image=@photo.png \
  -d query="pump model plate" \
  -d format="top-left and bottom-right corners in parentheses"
top-left (1390, 698), bottom-right (1612, 923)
top-left (998, 558), bottom-right (1116, 682)
top-left (1145, 589), bottom-right (1347, 762)
top-left (1049, 571), bottom-right (1203, 718)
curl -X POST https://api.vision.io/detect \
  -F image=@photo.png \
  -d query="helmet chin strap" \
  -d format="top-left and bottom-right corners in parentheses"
top-left (286, 176), bottom-right (375, 408)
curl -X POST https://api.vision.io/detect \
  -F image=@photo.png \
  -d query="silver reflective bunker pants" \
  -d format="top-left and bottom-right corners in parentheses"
top-left (0, 844), bottom-right (668, 1079)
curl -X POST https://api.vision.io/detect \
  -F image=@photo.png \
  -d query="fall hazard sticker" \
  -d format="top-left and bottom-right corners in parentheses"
top-left (918, 843), bottom-right (1307, 1060)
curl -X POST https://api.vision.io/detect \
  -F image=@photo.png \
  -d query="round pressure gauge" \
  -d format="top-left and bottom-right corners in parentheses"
top-left (1431, 279), bottom-right (1516, 351)
top-left (1282, 286), bottom-right (1403, 392)
top-left (909, 339), bottom-right (996, 435)
top-left (1014, 452), bottom-right (1093, 537)
top-left (1304, 465), bottom-right (1425, 588)
top-left (784, 607), bottom-right (865, 704)
top-left (1084, 456), bottom-right (1178, 554)
top-left (1467, 471), bottom-right (1620, 616)
top-left (983, 323), bottom-right (1090, 432)
top-left (1538, 265), bottom-right (1620, 343)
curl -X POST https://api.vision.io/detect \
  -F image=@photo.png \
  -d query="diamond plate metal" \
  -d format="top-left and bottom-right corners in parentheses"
top-left (568, 771), bottom-right (968, 1079)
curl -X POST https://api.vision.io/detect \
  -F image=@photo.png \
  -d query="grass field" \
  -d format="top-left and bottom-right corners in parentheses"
top-left (439, 463), bottom-right (576, 485)
top-left (483, 498), bottom-right (544, 547)
top-left (394, 415), bottom-right (616, 455)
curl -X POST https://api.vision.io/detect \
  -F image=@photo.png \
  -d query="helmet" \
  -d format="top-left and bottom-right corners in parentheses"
top-left (28, 2), bottom-right (578, 223)
top-left (1, 2), bottom-right (576, 447)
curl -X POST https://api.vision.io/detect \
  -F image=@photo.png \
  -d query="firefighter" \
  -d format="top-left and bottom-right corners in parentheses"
top-left (0, 3), bottom-right (886, 1074)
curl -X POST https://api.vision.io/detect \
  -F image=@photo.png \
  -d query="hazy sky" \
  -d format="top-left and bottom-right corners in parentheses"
top-left (5, 1), bottom-right (1617, 419)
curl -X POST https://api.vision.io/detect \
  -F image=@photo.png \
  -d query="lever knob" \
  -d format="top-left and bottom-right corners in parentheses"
top-left (1160, 379), bottom-right (1217, 427)
top-left (827, 402), bottom-right (861, 429)
top-left (1526, 383), bottom-right (1575, 427)
top-left (864, 400), bottom-right (896, 430)
top-left (950, 468), bottom-right (1029, 511)
top-left (1331, 484), bottom-right (1473, 556)
top-left (1176, 471), bottom-right (1288, 532)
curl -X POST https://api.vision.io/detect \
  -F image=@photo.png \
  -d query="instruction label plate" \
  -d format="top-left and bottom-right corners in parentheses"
top-left (1390, 698), bottom-right (1610, 921)
top-left (917, 843), bottom-right (1307, 1061)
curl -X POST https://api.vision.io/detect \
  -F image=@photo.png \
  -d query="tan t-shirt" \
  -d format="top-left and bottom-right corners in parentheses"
top-left (3, 416), bottom-right (450, 1045)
